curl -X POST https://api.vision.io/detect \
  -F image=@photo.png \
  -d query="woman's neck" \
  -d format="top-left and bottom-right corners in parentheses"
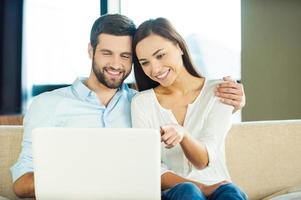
top-left (155, 67), bottom-right (204, 96)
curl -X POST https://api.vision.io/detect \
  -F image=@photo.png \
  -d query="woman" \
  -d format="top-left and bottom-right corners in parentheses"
top-left (131, 18), bottom-right (247, 200)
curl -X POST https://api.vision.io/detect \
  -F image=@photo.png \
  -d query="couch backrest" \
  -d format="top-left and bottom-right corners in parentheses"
top-left (226, 120), bottom-right (301, 200)
top-left (1, 120), bottom-right (301, 200)
top-left (0, 126), bottom-right (25, 200)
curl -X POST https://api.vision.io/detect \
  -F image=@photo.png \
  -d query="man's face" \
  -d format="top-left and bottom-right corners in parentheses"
top-left (91, 34), bottom-right (133, 89)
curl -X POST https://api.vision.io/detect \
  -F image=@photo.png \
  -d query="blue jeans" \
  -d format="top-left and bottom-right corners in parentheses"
top-left (161, 182), bottom-right (248, 200)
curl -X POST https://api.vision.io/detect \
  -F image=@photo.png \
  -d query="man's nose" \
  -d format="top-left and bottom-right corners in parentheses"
top-left (110, 56), bottom-right (123, 69)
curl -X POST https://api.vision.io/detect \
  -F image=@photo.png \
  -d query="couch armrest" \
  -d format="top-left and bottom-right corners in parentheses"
top-left (226, 120), bottom-right (301, 200)
top-left (0, 126), bottom-right (34, 200)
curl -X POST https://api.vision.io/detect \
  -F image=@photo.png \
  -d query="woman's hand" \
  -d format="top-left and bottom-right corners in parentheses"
top-left (160, 124), bottom-right (187, 148)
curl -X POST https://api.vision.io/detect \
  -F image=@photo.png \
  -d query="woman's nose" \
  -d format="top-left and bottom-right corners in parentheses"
top-left (150, 60), bottom-right (162, 75)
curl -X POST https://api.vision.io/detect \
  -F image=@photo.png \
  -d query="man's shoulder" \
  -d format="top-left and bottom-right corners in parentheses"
top-left (120, 84), bottom-right (138, 100)
top-left (32, 86), bottom-right (72, 103)
top-left (127, 87), bottom-right (138, 97)
top-left (27, 86), bottom-right (73, 113)
top-left (24, 86), bottom-right (74, 124)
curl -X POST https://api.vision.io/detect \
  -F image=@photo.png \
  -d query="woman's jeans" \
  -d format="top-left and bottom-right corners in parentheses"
top-left (162, 182), bottom-right (248, 200)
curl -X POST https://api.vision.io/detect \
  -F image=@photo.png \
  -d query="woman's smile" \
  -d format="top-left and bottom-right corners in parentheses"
top-left (155, 69), bottom-right (171, 81)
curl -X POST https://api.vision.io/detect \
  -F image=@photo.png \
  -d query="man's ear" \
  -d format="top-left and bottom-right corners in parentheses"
top-left (88, 43), bottom-right (93, 59)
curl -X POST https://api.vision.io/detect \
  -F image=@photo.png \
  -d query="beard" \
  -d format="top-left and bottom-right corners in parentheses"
top-left (92, 59), bottom-right (130, 89)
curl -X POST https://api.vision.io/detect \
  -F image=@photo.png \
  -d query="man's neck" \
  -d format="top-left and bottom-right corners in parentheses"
top-left (85, 75), bottom-right (119, 107)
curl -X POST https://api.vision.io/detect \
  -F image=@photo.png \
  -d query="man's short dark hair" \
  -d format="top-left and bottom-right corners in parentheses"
top-left (90, 14), bottom-right (136, 50)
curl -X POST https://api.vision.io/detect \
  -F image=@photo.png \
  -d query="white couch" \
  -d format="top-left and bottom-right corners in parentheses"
top-left (1, 120), bottom-right (301, 200)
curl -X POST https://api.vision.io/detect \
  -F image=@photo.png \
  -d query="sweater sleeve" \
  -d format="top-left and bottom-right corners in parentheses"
top-left (198, 97), bottom-right (233, 167)
top-left (131, 94), bottom-right (171, 175)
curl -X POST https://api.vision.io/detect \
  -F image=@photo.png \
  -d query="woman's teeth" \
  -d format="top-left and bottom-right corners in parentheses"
top-left (156, 70), bottom-right (169, 79)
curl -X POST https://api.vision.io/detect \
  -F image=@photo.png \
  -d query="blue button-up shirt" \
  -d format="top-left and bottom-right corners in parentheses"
top-left (10, 78), bottom-right (137, 182)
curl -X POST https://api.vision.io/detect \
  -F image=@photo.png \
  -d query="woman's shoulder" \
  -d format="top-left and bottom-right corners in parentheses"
top-left (132, 89), bottom-right (155, 104)
top-left (202, 79), bottom-right (225, 93)
top-left (204, 79), bottom-right (234, 112)
top-left (205, 79), bottom-right (225, 87)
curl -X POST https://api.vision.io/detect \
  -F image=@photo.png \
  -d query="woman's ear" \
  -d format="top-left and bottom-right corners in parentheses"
top-left (88, 43), bottom-right (93, 59)
top-left (176, 43), bottom-right (184, 55)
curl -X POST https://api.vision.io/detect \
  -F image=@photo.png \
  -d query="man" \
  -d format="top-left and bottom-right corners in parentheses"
top-left (11, 14), bottom-right (245, 198)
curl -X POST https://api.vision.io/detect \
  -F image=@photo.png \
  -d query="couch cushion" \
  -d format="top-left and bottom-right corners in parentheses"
top-left (262, 184), bottom-right (301, 200)
top-left (226, 120), bottom-right (301, 200)
top-left (0, 126), bottom-right (24, 200)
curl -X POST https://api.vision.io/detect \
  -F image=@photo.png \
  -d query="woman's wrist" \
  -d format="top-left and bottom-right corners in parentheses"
top-left (180, 131), bottom-right (189, 143)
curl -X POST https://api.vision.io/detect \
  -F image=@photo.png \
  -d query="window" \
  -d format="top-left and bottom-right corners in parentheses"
top-left (22, 0), bottom-right (99, 106)
top-left (114, 0), bottom-right (242, 121)
top-left (23, 0), bottom-right (241, 120)
top-left (119, 0), bottom-right (241, 79)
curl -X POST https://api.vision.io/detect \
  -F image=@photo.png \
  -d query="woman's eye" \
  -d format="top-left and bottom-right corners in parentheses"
top-left (157, 53), bottom-right (165, 59)
top-left (140, 61), bottom-right (149, 66)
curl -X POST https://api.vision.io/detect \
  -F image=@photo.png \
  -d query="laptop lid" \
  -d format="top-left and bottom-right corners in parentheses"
top-left (32, 128), bottom-right (161, 200)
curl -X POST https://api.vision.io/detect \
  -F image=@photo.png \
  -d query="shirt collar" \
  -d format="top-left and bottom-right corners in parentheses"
top-left (71, 77), bottom-right (92, 101)
top-left (71, 77), bottom-right (128, 104)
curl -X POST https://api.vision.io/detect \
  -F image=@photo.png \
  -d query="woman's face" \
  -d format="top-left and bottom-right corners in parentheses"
top-left (135, 34), bottom-right (184, 87)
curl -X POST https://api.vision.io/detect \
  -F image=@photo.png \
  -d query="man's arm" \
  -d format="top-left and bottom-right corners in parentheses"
top-left (13, 172), bottom-right (35, 198)
top-left (11, 94), bottom-right (53, 198)
top-left (215, 76), bottom-right (246, 113)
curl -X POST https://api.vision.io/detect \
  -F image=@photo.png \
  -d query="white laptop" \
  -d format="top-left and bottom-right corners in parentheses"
top-left (32, 128), bottom-right (161, 200)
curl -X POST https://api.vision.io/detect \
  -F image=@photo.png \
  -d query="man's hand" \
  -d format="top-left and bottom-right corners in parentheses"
top-left (160, 125), bottom-right (187, 149)
top-left (215, 76), bottom-right (246, 113)
top-left (13, 172), bottom-right (35, 198)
